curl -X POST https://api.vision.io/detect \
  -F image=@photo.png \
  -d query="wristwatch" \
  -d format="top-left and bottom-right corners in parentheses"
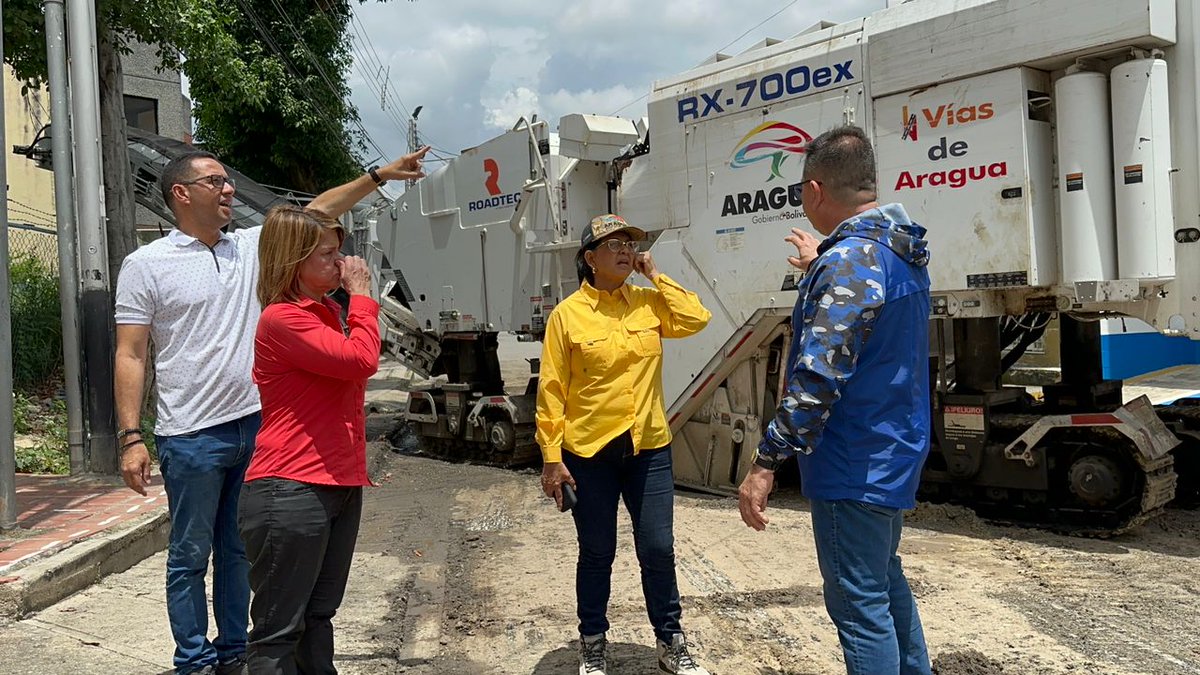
top-left (368, 165), bottom-right (386, 186)
top-left (753, 452), bottom-right (783, 471)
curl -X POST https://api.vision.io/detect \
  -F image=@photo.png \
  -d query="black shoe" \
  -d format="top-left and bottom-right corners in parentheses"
top-left (215, 655), bottom-right (247, 675)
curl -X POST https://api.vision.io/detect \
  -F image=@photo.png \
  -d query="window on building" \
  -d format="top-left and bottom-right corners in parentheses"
top-left (124, 95), bottom-right (158, 134)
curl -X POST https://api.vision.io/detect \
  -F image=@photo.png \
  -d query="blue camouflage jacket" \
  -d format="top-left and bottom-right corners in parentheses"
top-left (757, 203), bottom-right (932, 509)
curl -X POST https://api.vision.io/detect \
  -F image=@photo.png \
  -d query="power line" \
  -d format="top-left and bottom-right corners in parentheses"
top-left (611, 0), bottom-right (804, 116)
top-left (268, 0), bottom-right (395, 139)
top-left (262, 0), bottom-right (394, 163)
top-left (303, 0), bottom-right (442, 164)
top-left (339, 5), bottom-right (459, 156)
top-left (344, 46), bottom-right (416, 140)
top-left (715, 0), bottom-right (802, 54)
top-left (610, 93), bottom-right (650, 116)
top-left (229, 0), bottom-right (364, 166)
top-left (21, 88), bottom-right (52, 124)
top-left (349, 11), bottom-right (412, 119)
top-left (232, 0), bottom-right (399, 168)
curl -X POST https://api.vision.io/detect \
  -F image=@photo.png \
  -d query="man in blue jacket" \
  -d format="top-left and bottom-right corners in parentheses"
top-left (738, 125), bottom-right (932, 675)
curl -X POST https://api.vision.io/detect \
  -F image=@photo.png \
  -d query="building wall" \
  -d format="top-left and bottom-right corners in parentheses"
top-left (4, 65), bottom-right (57, 230)
top-left (122, 41), bottom-right (191, 236)
top-left (4, 42), bottom-right (191, 234)
top-left (122, 42), bottom-right (190, 143)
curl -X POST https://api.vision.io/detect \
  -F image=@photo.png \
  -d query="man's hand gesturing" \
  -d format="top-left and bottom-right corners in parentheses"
top-left (380, 146), bottom-right (431, 183)
top-left (786, 228), bottom-right (821, 273)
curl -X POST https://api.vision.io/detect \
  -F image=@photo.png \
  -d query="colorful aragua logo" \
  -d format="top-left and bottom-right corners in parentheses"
top-left (728, 121), bottom-right (812, 181)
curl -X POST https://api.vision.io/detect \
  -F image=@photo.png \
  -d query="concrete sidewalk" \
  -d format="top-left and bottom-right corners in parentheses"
top-left (0, 458), bottom-right (413, 675)
top-left (0, 359), bottom-right (413, 622)
top-left (0, 475), bottom-right (170, 620)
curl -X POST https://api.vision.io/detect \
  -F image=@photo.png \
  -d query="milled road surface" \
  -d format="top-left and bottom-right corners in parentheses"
top-left (3, 333), bottom-right (1198, 675)
top-left (346, 440), bottom-right (1200, 675)
top-left (3, 432), bottom-right (1199, 674)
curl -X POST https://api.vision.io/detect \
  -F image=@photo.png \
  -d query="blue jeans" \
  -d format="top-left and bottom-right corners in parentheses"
top-left (562, 432), bottom-right (683, 643)
top-left (157, 413), bottom-right (259, 674)
top-left (810, 499), bottom-right (930, 675)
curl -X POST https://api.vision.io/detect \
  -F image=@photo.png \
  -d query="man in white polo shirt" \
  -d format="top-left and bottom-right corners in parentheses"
top-left (114, 147), bottom-right (428, 675)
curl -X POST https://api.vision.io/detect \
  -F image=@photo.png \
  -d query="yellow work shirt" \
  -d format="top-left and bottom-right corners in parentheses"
top-left (536, 274), bottom-right (712, 463)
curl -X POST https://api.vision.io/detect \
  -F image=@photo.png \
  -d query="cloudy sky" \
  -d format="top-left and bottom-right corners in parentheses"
top-left (346, 0), bottom-right (884, 166)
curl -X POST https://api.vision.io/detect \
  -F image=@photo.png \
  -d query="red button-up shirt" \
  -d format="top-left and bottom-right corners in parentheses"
top-left (246, 294), bottom-right (381, 486)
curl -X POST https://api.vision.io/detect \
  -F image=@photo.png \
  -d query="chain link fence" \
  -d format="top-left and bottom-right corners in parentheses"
top-left (6, 222), bottom-right (63, 392)
top-left (8, 223), bottom-right (60, 271)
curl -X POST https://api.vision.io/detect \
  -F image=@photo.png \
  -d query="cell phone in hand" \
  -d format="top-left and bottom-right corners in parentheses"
top-left (560, 483), bottom-right (578, 512)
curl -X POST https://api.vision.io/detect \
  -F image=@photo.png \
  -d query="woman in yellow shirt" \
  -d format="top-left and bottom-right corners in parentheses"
top-left (537, 214), bottom-right (712, 675)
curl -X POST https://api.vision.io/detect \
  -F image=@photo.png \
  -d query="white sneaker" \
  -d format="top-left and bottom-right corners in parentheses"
top-left (656, 633), bottom-right (710, 675)
top-left (579, 633), bottom-right (608, 675)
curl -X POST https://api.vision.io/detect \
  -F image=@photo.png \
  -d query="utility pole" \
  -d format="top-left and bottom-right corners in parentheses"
top-left (408, 105), bottom-right (423, 189)
top-left (1, 0), bottom-right (19, 529)
top-left (45, 0), bottom-right (87, 475)
top-left (67, 0), bottom-right (117, 473)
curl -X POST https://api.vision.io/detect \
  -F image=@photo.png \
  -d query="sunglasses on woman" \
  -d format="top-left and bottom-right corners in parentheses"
top-left (598, 240), bottom-right (640, 253)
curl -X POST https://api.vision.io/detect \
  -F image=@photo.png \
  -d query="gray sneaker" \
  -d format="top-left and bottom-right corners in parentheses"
top-left (656, 633), bottom-right (710, 675)
top-left (579, 632), bottom-right (608, 675)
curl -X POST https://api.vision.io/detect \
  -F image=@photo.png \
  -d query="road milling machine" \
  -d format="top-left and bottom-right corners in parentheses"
top-left (365, 0), bottom-right (1200, 534)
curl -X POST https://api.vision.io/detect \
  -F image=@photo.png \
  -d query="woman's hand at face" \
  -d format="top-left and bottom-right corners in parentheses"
top-left (338, 256), bottom-right (372, 296)
top-left (633, 251), bottom-right (659, 280)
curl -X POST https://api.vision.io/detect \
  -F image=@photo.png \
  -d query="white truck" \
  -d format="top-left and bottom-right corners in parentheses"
top-left (364, 0), bottom-right (1200, 534)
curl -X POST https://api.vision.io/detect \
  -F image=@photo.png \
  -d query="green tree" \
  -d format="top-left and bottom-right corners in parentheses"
top-left (3, 0), bottom-right (389, 473)
top-left (3, 0), bottom-right (387, 261)
top-left (184, 0), bottom-right (369, 192)
top-left (3, 1), bottom-right (142, 283)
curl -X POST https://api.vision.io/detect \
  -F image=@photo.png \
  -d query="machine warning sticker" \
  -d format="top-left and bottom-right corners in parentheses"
top-left (944, 405), bottom-right (985, 442)
top-left (967, 271), bottom-right (1028, 289)
top-left (1065, 172), bottom-right (1084, 192)
top-left (716, 226), bottom-right (746, 251)
top-left (1124, 164), bottom-right (1143, 184)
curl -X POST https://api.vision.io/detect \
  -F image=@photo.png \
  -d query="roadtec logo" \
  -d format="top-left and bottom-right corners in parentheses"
top-left (469, 157), bottom-right (521, 212)
top-left (722, 121), bottom-right (810, 218)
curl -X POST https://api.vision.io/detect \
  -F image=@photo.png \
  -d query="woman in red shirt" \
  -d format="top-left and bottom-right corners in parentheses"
top-left (238, 205), bottom-right (380, 673)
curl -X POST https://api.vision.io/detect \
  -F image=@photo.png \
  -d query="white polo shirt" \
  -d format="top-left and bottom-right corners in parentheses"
top-left (115, 226), bottom-right (263, 436)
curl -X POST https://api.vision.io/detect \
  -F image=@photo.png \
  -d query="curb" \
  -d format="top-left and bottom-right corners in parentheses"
top-left (0, 510), bottom-right (170, 620)
top-left (0, 413), bottom-right (404, 622)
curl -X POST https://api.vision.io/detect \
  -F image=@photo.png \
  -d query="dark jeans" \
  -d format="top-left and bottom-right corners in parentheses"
top-left (156, 412), bottom-right (259, 675)
top-left (238, 478), bottom-right (363, 675)
top-left (810, 499), bottom-right (930, 675)
top-left (562, 432), bottom-right (683, 643)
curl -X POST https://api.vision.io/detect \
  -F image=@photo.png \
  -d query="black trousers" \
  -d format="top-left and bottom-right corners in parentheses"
top-left (238, 478), bottom-right (363, 675)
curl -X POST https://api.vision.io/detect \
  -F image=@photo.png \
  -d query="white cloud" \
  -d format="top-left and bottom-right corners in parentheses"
top-left (346, 0), bottom-right (886, 161)
top-left (542, 85), bottom-right (642, 122)
top-left (556, 0), bottom-right (638, 32)
top-left (483, 86), bottom-right (540, 130)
